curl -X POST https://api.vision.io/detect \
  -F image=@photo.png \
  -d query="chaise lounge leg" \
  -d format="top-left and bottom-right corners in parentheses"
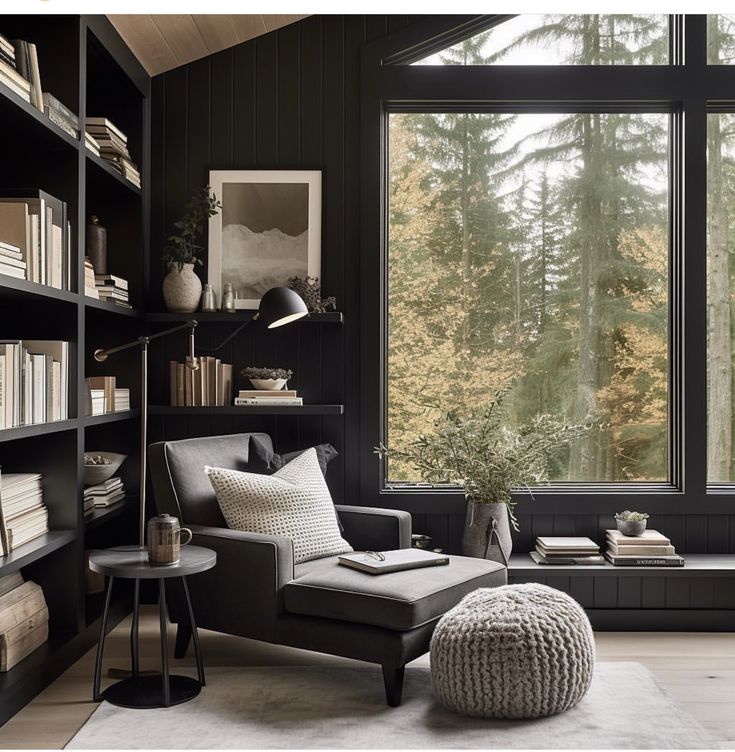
top-left (382, 664), bottom-right (405, 707)
top-left (174, 622), bottom-right (192, 659)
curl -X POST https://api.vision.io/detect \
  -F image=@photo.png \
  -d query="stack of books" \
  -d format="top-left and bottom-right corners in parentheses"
top-left (531, 536), bottom-right (604, 566)
top-left (0, 35), bottom-right (32, 104)
top-left (84, 477), bottom-right (125, 510)
top-left (234, 389), bottom-right (303, 407)
top-left (0, 191), bottom-right (72, 290)
top-left (42, 92), bottom-right (79, 139)
top-left (0, 241), bottom-right (26, 279)
top-left (605, 529), bottom-right (685, 567)
top-left (85, 377), bottom-right (130, 415)
top-left (0, 340), bottom-right (69, 428)
top-left (0, 472), bottom-right (48, 553)
top-left (85, 118), bottom-right (141, 188)
top-left (0, 573), bottom-right (49, 672)
top-left (84, 131), bottom-right (101, 157)
top-left (169, 358), bottom-right (233, 407)
top-left (83, 257), bottom-right (98, 298)
top-left (95, 274), bottom-right (130, 308)
top-left (11, 39), bottom-right (42, 111)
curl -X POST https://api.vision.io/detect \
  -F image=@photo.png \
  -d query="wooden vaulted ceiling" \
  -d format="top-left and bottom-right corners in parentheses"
top-left (107, 15), bottom-right (309, 76)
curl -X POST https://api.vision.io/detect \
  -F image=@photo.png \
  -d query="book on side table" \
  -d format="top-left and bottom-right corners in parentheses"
top-left (338, 549), bottom-right (449, 575)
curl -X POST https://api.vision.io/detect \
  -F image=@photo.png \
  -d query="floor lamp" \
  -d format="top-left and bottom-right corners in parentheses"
top-left (92, 286), bottom-right (309, 550)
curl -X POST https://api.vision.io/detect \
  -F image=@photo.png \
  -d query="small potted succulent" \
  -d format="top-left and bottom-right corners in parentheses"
top-left (242, 366), bottom-right (293, 391)
top-left (615, 510), bottom-right (649, 537)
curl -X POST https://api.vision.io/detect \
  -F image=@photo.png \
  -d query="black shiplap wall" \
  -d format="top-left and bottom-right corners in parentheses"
top-left (150, 14), bottom-right (735, 581)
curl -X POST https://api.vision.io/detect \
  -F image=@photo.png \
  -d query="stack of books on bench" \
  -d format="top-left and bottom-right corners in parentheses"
top-left (531, 536), bottom-right (604, 566)
top-left (234, 389), bottom-right (303, 407)
top-left (605, 529), bottom-right (684, 567)
top-left (84, 477), bottom-right (125, 512)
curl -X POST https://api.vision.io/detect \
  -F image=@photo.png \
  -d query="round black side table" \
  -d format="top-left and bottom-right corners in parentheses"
top-left (88, 544), bottom-right (217, 709)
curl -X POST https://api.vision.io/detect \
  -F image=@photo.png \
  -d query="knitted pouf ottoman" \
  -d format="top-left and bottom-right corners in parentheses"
top-left (430, 583), bottom-right (595, 719)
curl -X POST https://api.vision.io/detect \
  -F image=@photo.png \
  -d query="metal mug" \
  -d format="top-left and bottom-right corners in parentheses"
top-left (147, 514), bottom-right (192, 566)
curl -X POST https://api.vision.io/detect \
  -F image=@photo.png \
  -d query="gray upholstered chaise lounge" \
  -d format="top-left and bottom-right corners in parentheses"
top-left (148, 432), bottom-right (506, 706)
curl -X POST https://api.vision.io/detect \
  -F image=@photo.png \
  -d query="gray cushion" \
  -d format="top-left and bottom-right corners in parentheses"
top-left (284, 554), bottom-right (506, 631)
top-left (162, 433), bottom-right (273, 526)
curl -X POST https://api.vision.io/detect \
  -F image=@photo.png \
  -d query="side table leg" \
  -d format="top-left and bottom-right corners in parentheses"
top-left (130, 579), bottom-right (140, 678)
top-left (93, 576), bottom-right (114, 701)
top-left (159, 578), bottom-right (171, 707)
top-left (182, 576), bottom-right (205, 686)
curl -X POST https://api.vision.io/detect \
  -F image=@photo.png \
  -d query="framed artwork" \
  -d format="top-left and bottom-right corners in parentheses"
top-left (208, 170), bottom-right (322, 309)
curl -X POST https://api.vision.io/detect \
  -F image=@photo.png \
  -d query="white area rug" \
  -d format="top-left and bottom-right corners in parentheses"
top-left (67, 662), bottom-right (711, 749)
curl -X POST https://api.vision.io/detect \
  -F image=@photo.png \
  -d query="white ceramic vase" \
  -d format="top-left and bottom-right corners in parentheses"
top-left (163, 263), bottom-right (202, 313)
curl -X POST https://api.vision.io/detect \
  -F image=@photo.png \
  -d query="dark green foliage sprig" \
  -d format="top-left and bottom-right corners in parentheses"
top-left (164, 186), bottom-right (222, 271)
top-left (376, 390), bottom-right (594, 530)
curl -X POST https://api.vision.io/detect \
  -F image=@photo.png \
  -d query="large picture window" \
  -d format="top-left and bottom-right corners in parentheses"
top-left (387, 110), bottom-right (670, 484)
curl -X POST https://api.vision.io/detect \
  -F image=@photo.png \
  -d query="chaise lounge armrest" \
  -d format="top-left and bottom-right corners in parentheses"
top-left (335, 505), bottom-right (412, 551)
top-left (184, 525), bottom-right (295, 632)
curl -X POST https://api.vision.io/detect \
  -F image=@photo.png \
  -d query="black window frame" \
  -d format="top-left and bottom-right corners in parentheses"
top-left (358, 14), bottom-right (733, 517)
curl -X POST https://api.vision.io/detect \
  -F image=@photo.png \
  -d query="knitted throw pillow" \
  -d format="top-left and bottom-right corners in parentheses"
top-left (205, 448), bottom-right (353, 564)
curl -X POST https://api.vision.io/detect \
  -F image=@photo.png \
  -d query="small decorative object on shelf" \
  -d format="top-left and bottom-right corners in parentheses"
top-left (615, 510), bottom-right (649, 537)
top-left (201, 283), bottom-right (216, 312)
top-left (242, 366), bottom-right (293, 391)
top-left (412, 534), bottom-right (432, 550)
top-left (163, 186), bottom-right (221, 313)
top-left (83, 452), bottom-right (127, 487)
top-left (86, 215), bottom-right (107, 274)
top-left (221, 282), bottom-right (236, 312)
top-left (147, 514), bottom-right (192, 566)
top-left (287, 276), bottom-right (336, 314)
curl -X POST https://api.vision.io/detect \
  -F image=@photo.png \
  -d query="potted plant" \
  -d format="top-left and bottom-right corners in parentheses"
top-left (242, 366), bottom-right (293, 391)
top-left (615, 510), bottom-right (649, 537)
top-left (162, 186), bottom-right (221, 313)
top-left (375, 391), bottom-right (591, 565)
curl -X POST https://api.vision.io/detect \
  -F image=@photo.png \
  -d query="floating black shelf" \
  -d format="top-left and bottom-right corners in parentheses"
top-left (0, 275), bottom-right (78, 306)
top-left (82, 409), bottom-right (141, 427)
top-left (0, 81), bottom-right (80, 151)
top-left (85, 149), bottom-right (142, 196)
top-left (0, 531), bottom-right (76, 576)
top-left (149, 405), bottom-right (345, 416)
top-left (146, 311), bottom-right (344, 324)
top-left (84, 297), bottom-right (141, 318)
top-left (0, 419), bottom-right (78, 444)
top-left (84, 497), bottom-right (136, 531)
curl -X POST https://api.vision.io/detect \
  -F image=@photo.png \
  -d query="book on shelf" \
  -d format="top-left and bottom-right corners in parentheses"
top-left (0, 471), bottom-right (48, 554)
top-left (169, 358), bottom-right (233, 407)
top-left (604, 529), bottom-right (684, 567)
top-left (84, 257), bottom-right (98, 298)
top-left (84, 131), bottom-right (101, 157)
top-left (0, 55), bottom-right (31, 103)
top-left (0, 575), bottom-right (49, 672)
top-left (234, 397), bottom-right (304, 406)
top-left (238, 389), bottom-right (298, 398)
top-left (0, 191), bottom-right (70, 290)
top-left (44, 104), bottom-right (78, 139)
top-left (12, 40), bottom-right (42, 112)
top-left (85, 117), bottom-right (142, 188)
top-left (532, 536), bottom-right (602, 566)
top-left (114, 388), bottom-right (130, 412)
top-left (0, 341), bottom-right (68, 429)
top-left (85, 376), bottom-right (116, 416)
top-left (84, 477), bottom-right (125, 508)
top-left (0, 34), bottom-right (15, 66)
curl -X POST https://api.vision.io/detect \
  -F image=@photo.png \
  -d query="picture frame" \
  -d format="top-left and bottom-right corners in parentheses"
top-left (208, 170), bottom-right (322, 309)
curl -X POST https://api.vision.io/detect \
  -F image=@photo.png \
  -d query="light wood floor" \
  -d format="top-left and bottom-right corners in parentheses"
top-left (0, 610), bottom-right (733, 749)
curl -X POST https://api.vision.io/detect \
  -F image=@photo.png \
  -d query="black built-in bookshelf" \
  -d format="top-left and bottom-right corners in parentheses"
top-left (0, 16), bottom-right (147, 724)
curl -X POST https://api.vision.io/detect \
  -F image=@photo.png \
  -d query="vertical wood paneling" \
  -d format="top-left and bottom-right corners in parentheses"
top-left (210, 48), bottom-right (234, 166)
top-left (617, 577), bottom-right (642, 608)
top-left (232, 42), bottom-right (256, 165)
top-left (186, 57), bottom-right (211, 194)
top-left (277, 23), bottom-right (300, 166)
top-left (641, 577), bottom-right (666, 608)
top-left (708, 514), bottom-right (729, 553)
top-left (593, 577), bottom-right (617, 608)
top-left (570, 578), bottom-right (594, 608)
top-left (255, 33), bottom-right (278, 166)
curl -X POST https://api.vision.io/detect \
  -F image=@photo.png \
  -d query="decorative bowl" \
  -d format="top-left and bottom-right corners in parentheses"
top-left (616, 519), bottom-right (647, 537)
top-left (83, 452), bottom-right (127, 487)
top-left (249, 378), bottom-right (288, 391)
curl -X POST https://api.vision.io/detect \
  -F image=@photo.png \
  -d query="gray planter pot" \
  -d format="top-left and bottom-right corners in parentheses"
top-left (163, 263), bottom-right (202, 313)
top-left (616, 519), bottom-right (647, 536)
top-left (462, 501), bottom-right (512, 565)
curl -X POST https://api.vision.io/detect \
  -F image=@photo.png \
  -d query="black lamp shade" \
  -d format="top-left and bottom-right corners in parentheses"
top-left (258, 286), bottom-right (309, 328)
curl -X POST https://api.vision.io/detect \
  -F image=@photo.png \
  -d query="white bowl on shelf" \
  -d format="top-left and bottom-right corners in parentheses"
top-left (249, 378), bottom-right (288, 391)
top-left (83, 452), bottom-right (127, 487)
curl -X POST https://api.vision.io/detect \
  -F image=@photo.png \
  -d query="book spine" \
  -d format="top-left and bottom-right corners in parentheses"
top-left (606, 556), bottom-right (684, 567)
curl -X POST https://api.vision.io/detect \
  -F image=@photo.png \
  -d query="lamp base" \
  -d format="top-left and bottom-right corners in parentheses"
top-left (102, 675), bottom-right (201, 709)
